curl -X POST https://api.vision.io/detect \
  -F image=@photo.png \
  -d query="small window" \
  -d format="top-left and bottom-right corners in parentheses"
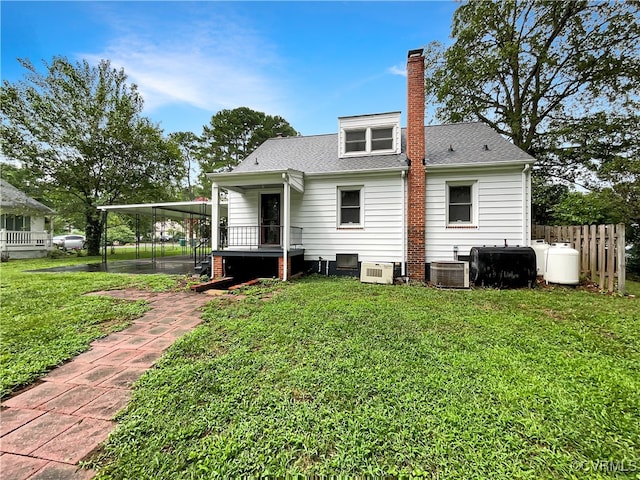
top-left (371, 127), bottom-right (393, 151)
top-left (338, 187), bottom-right (362, 226)
top-left (336, 253), bottom-right (358, 270)
top-left (448, 184), bottom-right (474, 224)
top-left (345, 130), bottom-right (366, 152)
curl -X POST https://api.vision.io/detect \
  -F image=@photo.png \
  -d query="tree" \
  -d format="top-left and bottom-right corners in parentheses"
top-left (1, 57), bottom-right (184, 255)
top-left (423, 1), bottom-right (640, 220)
top-left (197, 107), bottom-right (297, 193)
top-left (169, 131), bottom-right (200, 200)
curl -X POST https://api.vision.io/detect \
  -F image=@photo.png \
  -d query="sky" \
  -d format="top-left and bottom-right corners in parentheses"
top-left (1, 1), bottom-right (459, 137)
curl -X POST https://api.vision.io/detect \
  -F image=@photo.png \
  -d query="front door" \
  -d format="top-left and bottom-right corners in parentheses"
top-left (260, 193), bottom-right (281, 246)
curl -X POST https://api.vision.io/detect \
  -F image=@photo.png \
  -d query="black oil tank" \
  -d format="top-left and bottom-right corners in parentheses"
top-left (469, 246), bottom-right (536, 288)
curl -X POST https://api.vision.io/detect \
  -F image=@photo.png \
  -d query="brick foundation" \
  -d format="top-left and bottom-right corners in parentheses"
top-left (278, 256), bottom-right (291, 280)
top-left (212, 256), bottom-right (223, 278)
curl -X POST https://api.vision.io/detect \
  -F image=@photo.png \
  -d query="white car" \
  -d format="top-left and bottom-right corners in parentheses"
top-left (53, 234), bottom-right (86, 250)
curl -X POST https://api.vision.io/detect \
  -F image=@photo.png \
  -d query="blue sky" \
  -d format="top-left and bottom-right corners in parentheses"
top-left (2, 1), bottom-right (458, 136)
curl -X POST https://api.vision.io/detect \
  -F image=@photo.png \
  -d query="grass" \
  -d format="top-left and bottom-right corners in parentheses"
top-left (92, 277), bottom-right (639, 479)
top-left (0, 256), bottom-right (183, 397)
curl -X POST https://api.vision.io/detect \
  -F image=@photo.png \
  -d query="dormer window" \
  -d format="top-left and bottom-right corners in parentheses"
top-left (345, 130), bottom-right (366, 153)
top-left (371, 127), bottom-right (393, 150)
top-left (339, 112), bottom-right (401, 158)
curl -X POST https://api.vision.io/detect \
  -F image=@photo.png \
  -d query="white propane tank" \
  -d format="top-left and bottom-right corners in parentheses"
top-left (530, 239), bottom-right (550, 276)
top-left (544, 243), bottom-right (580, 285)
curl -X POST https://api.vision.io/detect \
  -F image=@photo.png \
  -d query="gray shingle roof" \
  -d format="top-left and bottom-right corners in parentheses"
top-left (423, 122), bottom-right (534, 166)
top-left (232, 121), bottom-right (534, 174)
top-left (0, 179), bottom-right (55, 214)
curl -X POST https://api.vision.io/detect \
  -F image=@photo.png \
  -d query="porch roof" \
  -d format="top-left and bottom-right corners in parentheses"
top-left (0, 179), bottom-right (56, 215)
top-left (208, 169), bottom-right (305, 193)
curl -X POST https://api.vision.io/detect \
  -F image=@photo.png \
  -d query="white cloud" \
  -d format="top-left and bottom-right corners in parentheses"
top-left (388, 64), bottom-right (407, 77)
top-left (81, 6), bottom-right (289, 119)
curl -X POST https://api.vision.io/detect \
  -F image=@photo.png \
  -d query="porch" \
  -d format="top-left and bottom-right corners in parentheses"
top-left (0, 230), bottom-right (53, 259)
top-left (209, 169), bottom-right (305, 281)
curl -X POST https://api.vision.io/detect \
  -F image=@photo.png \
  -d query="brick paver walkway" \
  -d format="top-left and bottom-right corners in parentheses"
top-left (1, 289), bottom-right (211, 479)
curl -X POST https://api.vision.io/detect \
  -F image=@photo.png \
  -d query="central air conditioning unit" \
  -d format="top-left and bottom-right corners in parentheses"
top-left (360, 262), bottom-right (394, 284)
top-left (430, 261), bottom-right (469, 288)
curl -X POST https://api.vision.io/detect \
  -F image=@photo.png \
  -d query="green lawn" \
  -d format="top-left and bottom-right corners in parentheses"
top-left (0, 256), bottom-right (182, 397)
top-left (91, 277), bottom-right (639, 479)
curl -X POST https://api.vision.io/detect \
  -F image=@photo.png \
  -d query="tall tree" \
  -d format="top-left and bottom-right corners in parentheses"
top-left (1, 57), bottom-right (183, 254)
top-left (197, 107), bottom-right (297, 193)
top-left (423, 0), bottom-right (640, 221)
top-left (169, 131), bottom-right (200, 200)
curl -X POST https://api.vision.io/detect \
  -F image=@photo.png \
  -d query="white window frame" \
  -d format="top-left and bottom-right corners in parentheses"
top-left (341, 125), bottom-right (397, 157)
top-left (446, 181), bottom-right (478, 226)
top-left (337, 186), bottom-right (364, 228)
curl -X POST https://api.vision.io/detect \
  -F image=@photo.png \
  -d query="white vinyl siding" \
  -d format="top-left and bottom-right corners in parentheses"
top-left (293, 173), bottom-right (403, 263)
top-left (225, 172), bottom-right (404, 264)
top-left (425, 167), bottom-right (526, 263)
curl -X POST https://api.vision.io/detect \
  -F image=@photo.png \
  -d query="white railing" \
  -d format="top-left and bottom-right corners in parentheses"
top-left (0, 229), bottom-right (53, 248)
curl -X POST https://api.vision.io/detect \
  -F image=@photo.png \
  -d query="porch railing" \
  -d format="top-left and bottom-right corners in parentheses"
top-left (219, 225), bottom-right (303, 250)
top-left (0, 230), bottom-right (52, 248)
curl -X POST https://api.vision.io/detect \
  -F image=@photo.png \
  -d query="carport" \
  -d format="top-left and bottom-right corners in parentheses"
top-left (97, 200), bottom-right (220, 276)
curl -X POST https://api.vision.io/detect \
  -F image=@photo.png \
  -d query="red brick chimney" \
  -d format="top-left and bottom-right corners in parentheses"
top-left (406, 48), bottom-right (426, 282)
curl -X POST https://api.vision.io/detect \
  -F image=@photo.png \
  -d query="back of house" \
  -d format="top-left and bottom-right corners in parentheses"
top-left (208, 49), bottom-right (534, 282)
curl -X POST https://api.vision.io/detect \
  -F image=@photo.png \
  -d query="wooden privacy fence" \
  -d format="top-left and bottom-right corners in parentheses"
top-left (532, 224), bottom-right (626, 294)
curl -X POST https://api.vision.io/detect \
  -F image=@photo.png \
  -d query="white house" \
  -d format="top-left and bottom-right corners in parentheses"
top-left (208, 48), bottom-right (534, 281)
top-left (0, 179), bottom-right (55, 259)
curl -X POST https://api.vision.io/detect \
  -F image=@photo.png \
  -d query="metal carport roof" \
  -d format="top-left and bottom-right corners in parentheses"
top-left (97, 200), bottom-right (213, 218)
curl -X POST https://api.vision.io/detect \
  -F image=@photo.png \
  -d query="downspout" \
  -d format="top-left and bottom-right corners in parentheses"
top-left (522, 164), bottom-right (531, 246)
top-left (282, 173), bottom-right (290, 281)
top-left (401, 170), bottom-right (407, 279)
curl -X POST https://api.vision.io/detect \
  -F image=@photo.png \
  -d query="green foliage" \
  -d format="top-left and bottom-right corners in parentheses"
top-left (107, 224), bottom-right (136, 245)
top-left (0, 256), bottom-right (182, 397)
top-left (197, 107), bottom-right (298, 193)
top-left (424, 1), bottom-right (640, 225)
top-left (169, 131), bottom-right (200, 200)
top-left (550, 189), bottom-right (628, 226)
top-left (0, 57), bottom-right (185, 255)
top-left (94, 277), bottom-right (639, 478)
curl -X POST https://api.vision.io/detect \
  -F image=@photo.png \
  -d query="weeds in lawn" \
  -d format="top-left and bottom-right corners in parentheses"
top-left (0, 257), bottom-right (182, 397)
top-left (95, 277), bottom-right (639, 479)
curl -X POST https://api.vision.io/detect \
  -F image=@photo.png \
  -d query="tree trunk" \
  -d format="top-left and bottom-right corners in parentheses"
top-left (85, 208), bottom-right (103, 256)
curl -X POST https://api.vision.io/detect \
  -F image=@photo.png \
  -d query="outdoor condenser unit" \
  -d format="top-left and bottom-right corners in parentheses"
top-left (430, 261), bottom-right (470, 288)
top-left (360, 262), bottom-right (394, 284)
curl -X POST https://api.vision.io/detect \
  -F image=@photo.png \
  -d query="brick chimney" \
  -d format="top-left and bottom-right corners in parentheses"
top-left (406, 48), bottom-right (426, 282)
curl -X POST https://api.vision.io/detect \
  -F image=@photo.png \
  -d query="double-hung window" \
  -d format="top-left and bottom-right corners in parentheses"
top-left (338, 187), bottom-right (362, 227)
top-left (447, 182), bottom-right (476, 225)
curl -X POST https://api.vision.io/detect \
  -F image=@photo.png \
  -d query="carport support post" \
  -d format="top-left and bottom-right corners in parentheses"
top-left (101, 209), bottom-right (107, 264)
top-left (151, 207), bottom-right (157, 263)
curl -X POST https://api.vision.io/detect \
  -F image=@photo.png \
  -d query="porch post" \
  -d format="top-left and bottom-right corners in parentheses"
top-left (211, 183), bottom-right (220, 251)
top-left (282, 174), bottom-right (290, 281)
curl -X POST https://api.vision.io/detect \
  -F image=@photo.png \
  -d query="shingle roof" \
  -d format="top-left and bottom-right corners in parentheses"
top-left (232, 121), bottom-right (534, 175)
top-left (0, 179), bottom-right (56, 214)
top-left (423, 122), bottom-right (534, 166)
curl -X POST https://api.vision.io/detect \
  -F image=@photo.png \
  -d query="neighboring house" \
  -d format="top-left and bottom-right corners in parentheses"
top-left (0, 179), bottom-right (55, 259)
top-left (208, 49), bottom-right (534, 281)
